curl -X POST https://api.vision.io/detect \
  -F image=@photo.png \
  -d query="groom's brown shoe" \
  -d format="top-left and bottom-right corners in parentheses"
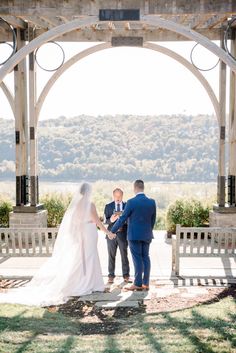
top-left (123, 284), bottom-right (143, 291)
top-left (142, 285), bottom-right (150, 291)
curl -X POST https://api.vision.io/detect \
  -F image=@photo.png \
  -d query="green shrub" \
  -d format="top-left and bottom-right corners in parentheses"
top-left (154, 209), bottom-right (166, 230)
top-left (0, 200), bottom-right (13, 227)
top-left (40, 193), bottom-right (72, 227)
top-left (166, 199), bottom-right (210, 234)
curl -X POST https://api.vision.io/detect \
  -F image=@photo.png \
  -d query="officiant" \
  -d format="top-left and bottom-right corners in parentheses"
top-left (104, 188), bottom-right (130, 284)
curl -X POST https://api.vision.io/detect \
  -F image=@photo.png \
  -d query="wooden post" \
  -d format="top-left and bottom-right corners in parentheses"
top-left (217, 28), bottom-right (226, 207)
top-left (29, 28), bottom-right (39, 207)
top-left (175, 224), bottom-right (180, 276)
top-left (228, 28), bottom-right (236, 206)
top-left (14, 28), bottom-right (29, 206)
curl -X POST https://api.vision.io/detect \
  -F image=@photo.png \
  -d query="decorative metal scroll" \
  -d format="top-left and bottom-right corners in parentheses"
top-left (190, 43), bottom-right (220, 71)
top-left (35, 41), bottom-right (65, 72)
top-left (0, 17), bottom-right (17, 65)
top-left (224, 17), bottom-right (236, 61)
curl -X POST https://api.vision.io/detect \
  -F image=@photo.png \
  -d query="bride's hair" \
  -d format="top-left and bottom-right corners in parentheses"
top-left (80, 182), bottom-right (92, 196)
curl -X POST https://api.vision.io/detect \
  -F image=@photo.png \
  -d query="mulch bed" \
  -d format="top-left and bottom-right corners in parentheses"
top-left (144, 286), bottom-right (236, 314)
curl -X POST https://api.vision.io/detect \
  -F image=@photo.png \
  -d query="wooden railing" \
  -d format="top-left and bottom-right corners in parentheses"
top-left (172, 224), bottom-right (236, 276)
top-left (0, 228), bottom-right (58, 257)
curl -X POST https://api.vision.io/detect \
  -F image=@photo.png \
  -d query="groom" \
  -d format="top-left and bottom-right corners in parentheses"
top-left (111, 180), bottom-right (156, 291)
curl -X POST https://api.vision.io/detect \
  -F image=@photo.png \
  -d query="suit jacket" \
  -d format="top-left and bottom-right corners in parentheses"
top-left (111, 194), bottom-right (156, 241)
top-left (104, 201), bottom-right (127, 236)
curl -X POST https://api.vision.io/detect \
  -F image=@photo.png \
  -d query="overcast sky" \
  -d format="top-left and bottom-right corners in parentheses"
top-left (0, 40), bottom-right (223, 120)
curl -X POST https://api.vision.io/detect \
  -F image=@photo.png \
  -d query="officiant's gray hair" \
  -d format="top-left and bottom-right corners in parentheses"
top-left (113, 188), bottom-right (123, 194)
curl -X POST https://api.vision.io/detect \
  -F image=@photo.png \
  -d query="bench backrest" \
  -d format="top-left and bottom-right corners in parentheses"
top-left (0, 228), bottom-right (59, 257)
top-left (175, 224), bottom-right (236, 257)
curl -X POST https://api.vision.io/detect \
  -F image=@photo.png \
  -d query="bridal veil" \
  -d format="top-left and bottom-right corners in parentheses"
top-left (0, 182), bottom-right (99, 306)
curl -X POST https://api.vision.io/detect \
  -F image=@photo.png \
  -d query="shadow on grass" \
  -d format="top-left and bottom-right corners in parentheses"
top-left (14, 333), bottom-right (38, 353)
top-left (103, 335), bottom-right (130, 353)
top-left (54, 336), bottom-right (75, 353)
top-left (0, 285), bottom-right (234, 353)
top-left (191, 309), bottom-right (236, 349)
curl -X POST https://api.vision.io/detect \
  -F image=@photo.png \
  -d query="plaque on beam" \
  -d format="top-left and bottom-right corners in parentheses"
top-left (99, 9), bottom-right (140, 21)
top-left (112, 36), bottom-right (143, 47)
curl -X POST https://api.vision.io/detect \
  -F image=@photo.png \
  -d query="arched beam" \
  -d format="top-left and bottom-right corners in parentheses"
top-left (143, 15), bottom-right (236, 70)
top-left (144, 42), bottom-right (220, 125)
top-left (0, 81), bottom-right (15, 116)
top-left (0, 15), bottom-right (236, 83)
top-left (36, 42), bottom-right (111, 121)
top-left (36, 42), bottom-right (220, 126)
top-left (0, 17), bottom-right (98, 83)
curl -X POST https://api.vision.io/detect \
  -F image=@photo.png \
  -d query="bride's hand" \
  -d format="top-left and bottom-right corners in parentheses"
top-left (108, 231), bottom-right (116, 240)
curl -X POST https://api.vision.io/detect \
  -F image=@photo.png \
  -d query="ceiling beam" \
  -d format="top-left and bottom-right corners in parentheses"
top-left (1, 15), bottom-right (27, 29)
top-left (200, 14), bottom-right (228, 29)
top-left (0, 0), bottom-right (235, 17)
top-left (19, 15), bottom-right (53, 29)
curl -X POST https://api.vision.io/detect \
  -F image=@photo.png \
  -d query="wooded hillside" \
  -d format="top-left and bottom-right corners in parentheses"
top-left (0, 114), bottom-right (218, 181)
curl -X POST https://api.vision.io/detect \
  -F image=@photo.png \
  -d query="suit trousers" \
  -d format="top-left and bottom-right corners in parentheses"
top-left (128, 240), bottom-right (151, 287)
top-left (106, 232), bottom-right (130, 278)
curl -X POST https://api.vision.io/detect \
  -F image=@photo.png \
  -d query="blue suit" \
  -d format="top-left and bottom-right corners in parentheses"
top-left (111, 193), bottom-right (156, 287)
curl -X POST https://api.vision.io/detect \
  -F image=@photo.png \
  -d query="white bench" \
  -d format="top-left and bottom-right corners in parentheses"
top-left (0, 228), bottom-right (58, 257)
top-left (172, 224), bottom-right (236, 276)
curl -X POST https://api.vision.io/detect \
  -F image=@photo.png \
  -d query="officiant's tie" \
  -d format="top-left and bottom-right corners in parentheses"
top-left (117, 203), bottom-right (121, 212)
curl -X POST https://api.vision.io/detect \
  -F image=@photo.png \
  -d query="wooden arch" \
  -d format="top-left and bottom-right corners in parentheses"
top-left (0, 15), bottom-right (236, 84)
top-left (0, 81), bottom-right (14, 116)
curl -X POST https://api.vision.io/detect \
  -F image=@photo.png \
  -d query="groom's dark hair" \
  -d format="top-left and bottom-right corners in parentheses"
top-left (134, 179), bottom-right (144, 191)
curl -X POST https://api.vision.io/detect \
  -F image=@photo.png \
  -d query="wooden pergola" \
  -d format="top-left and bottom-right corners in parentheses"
top-left (0, 0), bottom-right (236, 227)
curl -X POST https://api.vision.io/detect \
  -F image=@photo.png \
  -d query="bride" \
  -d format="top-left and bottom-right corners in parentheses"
top-left (0, 182), bottom-right (115, 307)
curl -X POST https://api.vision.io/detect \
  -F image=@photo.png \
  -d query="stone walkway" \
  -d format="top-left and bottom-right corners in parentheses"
top-left (76, 277), bottom-right (235, 309)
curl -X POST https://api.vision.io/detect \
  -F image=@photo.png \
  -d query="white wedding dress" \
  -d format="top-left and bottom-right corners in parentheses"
top-left (0, 183), bottom-right (105, 307)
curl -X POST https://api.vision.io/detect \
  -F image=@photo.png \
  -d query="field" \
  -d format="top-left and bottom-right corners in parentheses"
top-left (0, 180), bottom-right (217, 206)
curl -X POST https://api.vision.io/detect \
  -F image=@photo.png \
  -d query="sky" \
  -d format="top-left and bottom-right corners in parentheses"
top-left (0, 40), bottom-right (223, 120)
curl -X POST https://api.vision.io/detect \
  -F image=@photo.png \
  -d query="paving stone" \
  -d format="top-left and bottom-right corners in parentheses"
top-left (186, 287), bottom-right (208, 295)
top-left (95, 300), bottom-right (140, 308)
top-left (180, 292), bottom-right (199, 298)
top-left (155, 288), bottom-right (180, 298)
top-left (77, 292), bottom-right (122, 302)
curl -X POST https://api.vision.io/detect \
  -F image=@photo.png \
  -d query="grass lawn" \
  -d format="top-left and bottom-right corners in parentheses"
top-left (0, 290), bottom-right (235, 353)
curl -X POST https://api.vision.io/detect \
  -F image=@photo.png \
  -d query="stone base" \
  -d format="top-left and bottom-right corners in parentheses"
top-left (209, 209), bottom-right (236, 227)
top-left (9, 210), bottom-right (48, 228)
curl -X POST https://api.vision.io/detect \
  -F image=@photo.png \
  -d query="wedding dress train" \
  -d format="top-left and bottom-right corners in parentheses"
top-left (0, 183), bottom-right (105, 307)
